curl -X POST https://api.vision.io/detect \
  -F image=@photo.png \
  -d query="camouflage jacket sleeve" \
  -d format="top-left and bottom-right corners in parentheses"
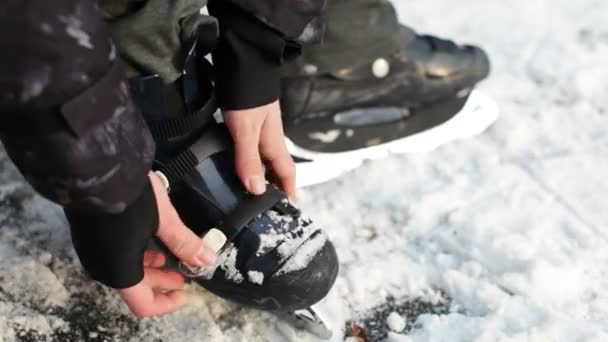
top-left (0, 0), bottom-right (158, 289)
top-left (225, 0), bottom-right (326, 43)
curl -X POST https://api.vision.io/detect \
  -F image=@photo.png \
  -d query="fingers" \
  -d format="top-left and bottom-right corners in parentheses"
top-left (149, 173), bottom-right (218, 267)
top-left (259, 105), bottom-right (297, 198)
top-left (224, 107), bottom-right (267, 195)
top-left (147, 291), bottom-right (188, 317)
top-left (122, 288), bottom-right (186, 318)
top-left (224, 101), bottom-right (297, 198)
top-left (156, 219), bottom-right (217, 267)
top-left (143, 250), bottom-right (166, 268)
top-left (119, 271), bottom-right (187, 318)
top-left (143, 268), bottom-right (185, 290)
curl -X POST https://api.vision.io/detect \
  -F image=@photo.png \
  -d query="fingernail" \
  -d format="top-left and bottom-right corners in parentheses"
top-left (196, 246), bottom-right (217, 266)
top-left (196, 229), bottom-right (226, 265)
top-left (248, 176), bottom-right (267, 195)
top-left (202, 228), bottom-right (227, 254)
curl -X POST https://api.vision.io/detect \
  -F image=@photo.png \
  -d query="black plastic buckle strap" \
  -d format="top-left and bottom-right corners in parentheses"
top-left (145, 35), bottom-right (218, 142)
top-left (156, 149), bottom-right (199, 188)
top-left (218, 185), bottom-right (286, 242)
top-left (156, 125), bottom-right (232, 188)
top-left (146, 92), bottom-right (217, 142)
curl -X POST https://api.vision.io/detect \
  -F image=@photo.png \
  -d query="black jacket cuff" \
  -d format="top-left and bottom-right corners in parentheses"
top-left (66, 178), bottom-right (159, 289)
top-left (209, 1), bottom-right (301, 110)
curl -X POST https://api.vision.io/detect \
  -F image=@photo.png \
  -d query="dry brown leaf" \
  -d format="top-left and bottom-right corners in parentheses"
top-left (345, 323), bottom-right (369, 342)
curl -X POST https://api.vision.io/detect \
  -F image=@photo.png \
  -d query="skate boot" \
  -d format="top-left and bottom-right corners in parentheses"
top-left (281, 26), bottom-right (499, 187)
top-left (130, 34), bottom-right (339, 313)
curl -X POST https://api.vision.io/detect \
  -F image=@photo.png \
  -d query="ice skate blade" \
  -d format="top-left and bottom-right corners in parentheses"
top-left (291, 90), bottom-right (500, 188)
top-left (284, 306), bottom-right (333, 340)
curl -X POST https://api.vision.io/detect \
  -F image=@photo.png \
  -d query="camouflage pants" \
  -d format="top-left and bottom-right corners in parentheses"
top-left (101, 0), bottom-right (408, 82)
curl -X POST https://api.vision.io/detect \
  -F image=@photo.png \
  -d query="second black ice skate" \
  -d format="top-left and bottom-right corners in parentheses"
top-left (281, 27), bottom-right (499, 187)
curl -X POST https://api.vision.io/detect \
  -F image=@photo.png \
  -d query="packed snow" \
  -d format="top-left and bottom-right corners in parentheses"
top-left (1, 0), bottom-right (607, 341)
top-left (386, 312), bottom-right (406, 333)
top-left (247, 271), bottom-right (264, 286)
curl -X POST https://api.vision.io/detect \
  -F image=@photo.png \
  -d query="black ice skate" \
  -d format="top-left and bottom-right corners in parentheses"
top-left (281, 27), bottom-right (499, 187)
top-left (129, 36), bottom-right (339, 318)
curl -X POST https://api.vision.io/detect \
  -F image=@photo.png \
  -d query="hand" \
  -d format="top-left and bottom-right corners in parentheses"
top-left (119, 173), bottom-right (219, 317)
top-left (224, 100), bottom-right (296, 199)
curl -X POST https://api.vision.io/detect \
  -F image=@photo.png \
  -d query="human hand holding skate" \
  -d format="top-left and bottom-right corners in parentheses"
top-left (224, 100), bottom-right (297, 199)
top-left (119, 173), bottom-right (218, 317)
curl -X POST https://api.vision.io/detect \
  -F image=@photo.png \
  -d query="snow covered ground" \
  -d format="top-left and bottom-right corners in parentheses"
top-left (1, 0), bottom-right (608, 341)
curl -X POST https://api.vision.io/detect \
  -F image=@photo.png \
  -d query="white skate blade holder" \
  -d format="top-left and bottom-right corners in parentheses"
top-left (283, 306), bottom-right (333, 340)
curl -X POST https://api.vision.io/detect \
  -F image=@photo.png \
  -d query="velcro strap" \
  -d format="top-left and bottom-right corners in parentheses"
top-left (218, 186), bottom-right (286, 241)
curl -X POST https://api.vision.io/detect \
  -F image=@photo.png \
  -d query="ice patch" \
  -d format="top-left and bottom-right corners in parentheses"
top-left (308, 130), bottom-right (341, 143)
top-left (258, 228), bottom-right (282, 255)
top-left (267, 210), bottom-right (294, 225)
top-left (278, 232), bottom-right (328, 275)
top-left (0, 257), bottom-right (68, 307)
top-left (247, 271), bottom-right (264, 285)
top-left (59, 16), bottom-right (93, 50)
top-left (218, 245), bottom-right (244, 283)
top-left (257, 210), bottom-right (302, 256)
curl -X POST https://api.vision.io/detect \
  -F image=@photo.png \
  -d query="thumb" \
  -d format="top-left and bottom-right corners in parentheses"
top-left (149, 173), bottom-right (218, 267)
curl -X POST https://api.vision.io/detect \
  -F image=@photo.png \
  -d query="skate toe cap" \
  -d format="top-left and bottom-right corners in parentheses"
top-left (466, 45), bottom-right (491, 82)
top-left (268, 237), bottom-right (340, 311)
top-left (196, 235), bottom-right (339, 312)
